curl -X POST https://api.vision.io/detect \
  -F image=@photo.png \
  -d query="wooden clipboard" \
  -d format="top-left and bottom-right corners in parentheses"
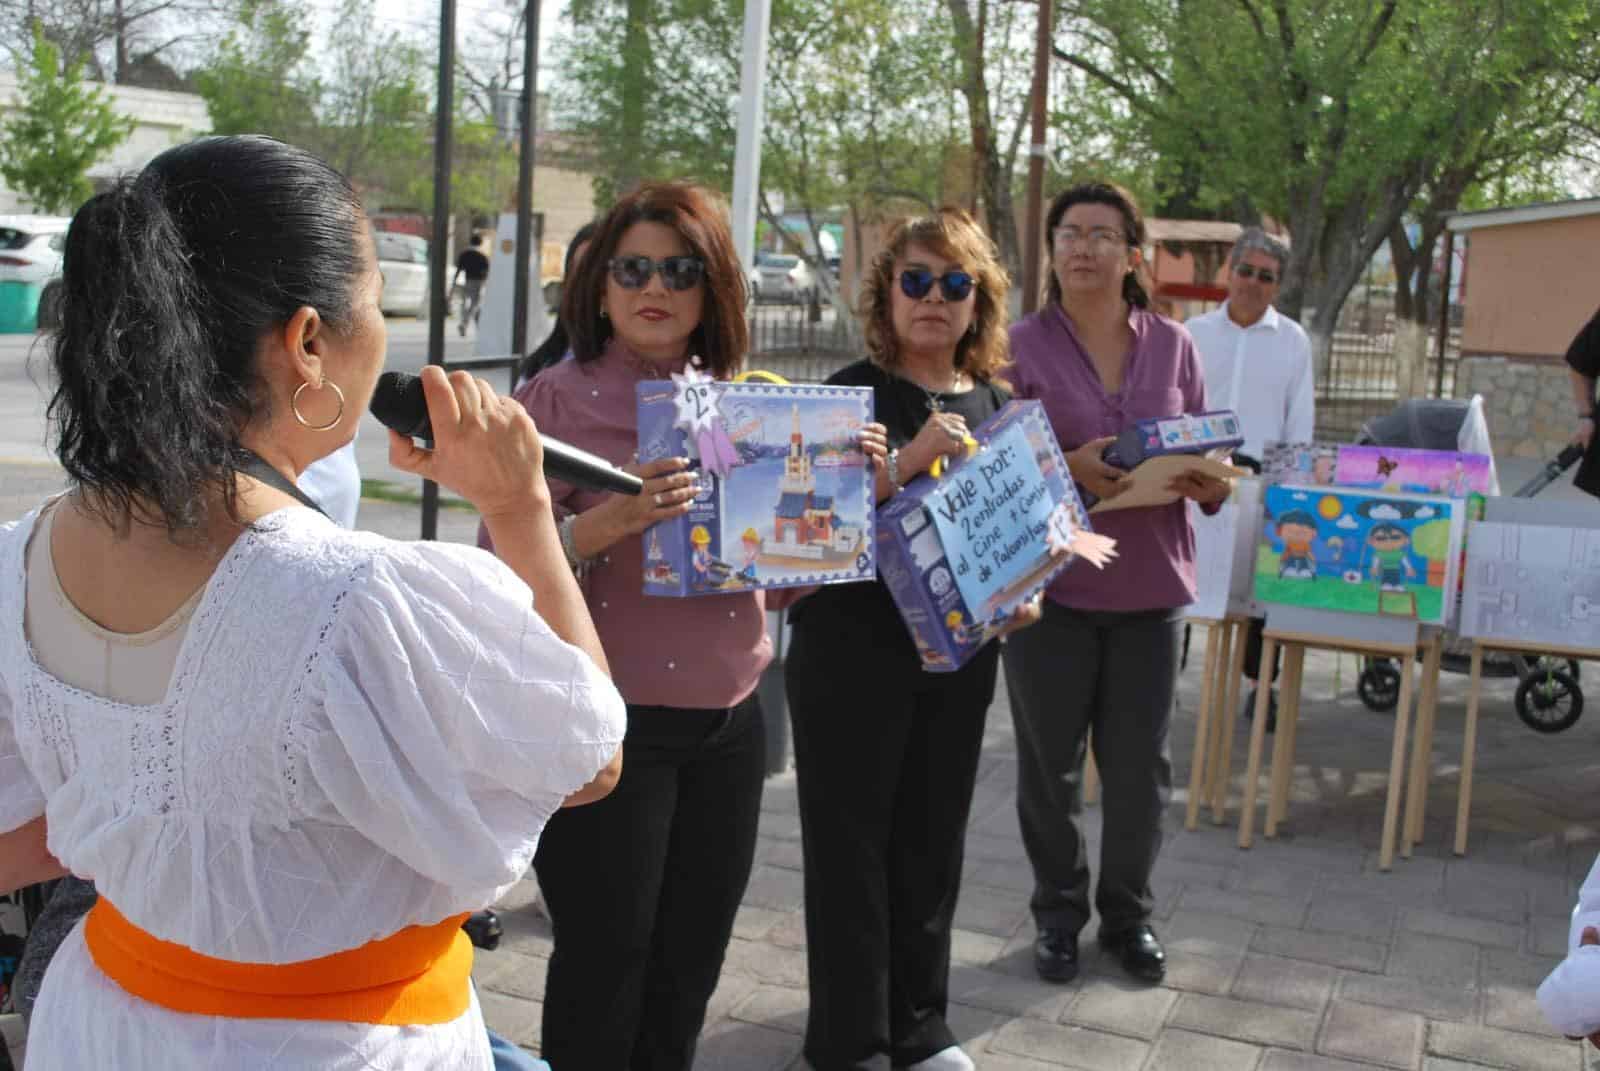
top-left (1088, 454), bottom-right (1247, 514)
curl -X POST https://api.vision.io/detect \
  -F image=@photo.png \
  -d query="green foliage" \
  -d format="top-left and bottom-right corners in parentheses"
top-left (0, 26), bottom-right (134, 215)
top-left (192, 0), bottom-right (320, 145)
top-left (1410, 518), bottom-right (1452, 562)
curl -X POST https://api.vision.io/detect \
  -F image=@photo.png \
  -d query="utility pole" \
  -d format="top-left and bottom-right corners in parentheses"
top-left (1021, 0), bottom-right (1052, 314)
top-left (729, 0), bottom-right (772, 274)
top-left (512, 0), bottom-right (541, 358)
top-left (422, 0), bottom-right (457, 541)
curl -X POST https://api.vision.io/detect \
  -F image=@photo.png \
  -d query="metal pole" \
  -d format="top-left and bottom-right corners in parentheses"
top-left (729, 0), bottom-right (772, 273)
top-left (511, 0), bottom-right (541, 360)
top-left (422, 0), bottom-right (457, 541)
top-left (1434, 229), bottom-right (1455, 399)
top-left (1021, 0), bottom-right (1052, 315)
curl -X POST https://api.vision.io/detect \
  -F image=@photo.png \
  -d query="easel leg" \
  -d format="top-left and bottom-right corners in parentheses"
top-left (1237, 636), bottom-right (1277, 850)
top-left (1185, 621), bottom-right (1221, 831)
top-left (1201, 621), bottom-right (1233, 802)
top-left (1454, 643), bottom-right (1484, 856)
top-left (1267, 645), bottom-right (1305, 837)
top-left (1404, 635), bottom-right (1443, 854)
top-left (1379, 652), bottom-right (1416, 872)
top-left (1212, 619), bottom-right (1247, 824)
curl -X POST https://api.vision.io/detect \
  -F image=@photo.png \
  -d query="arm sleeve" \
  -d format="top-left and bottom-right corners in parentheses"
top-left (1538, 852), bottom-right (1600, 1037)
top-left (1564, 308), bottom-right (1600, 379)
top-left (0, 663), bottom-right (46, 835)
top-left (302, 541), bottom-right (625, 889)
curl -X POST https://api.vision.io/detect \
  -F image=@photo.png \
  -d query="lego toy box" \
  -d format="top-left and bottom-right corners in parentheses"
top-left (1102, 409), bottom-right (1243, 469)
top-left (636, 373), bottom-right (876, 596)
top-left (877, 400), bottom-right (1117, 672)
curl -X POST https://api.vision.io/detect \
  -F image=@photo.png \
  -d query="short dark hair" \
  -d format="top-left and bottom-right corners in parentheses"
top-left (49, 135), bottom-right (366, 535)
top-left (469, 233), bottom-right (483, 246)
top-left (1369, 522), bottom-right (1408, 540)
top-left (1043, 181), bottom-right (1152, 310)
top-left (562, 182), bottom-right (748, 379)
top-left (1276, 509), bottom-right (1318, 531)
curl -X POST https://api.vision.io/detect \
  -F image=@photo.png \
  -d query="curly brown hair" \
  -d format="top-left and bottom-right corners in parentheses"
top-left (860, 207), bottom-right (1011, 385)
top-left (562, 182), bottom-right (748, 378)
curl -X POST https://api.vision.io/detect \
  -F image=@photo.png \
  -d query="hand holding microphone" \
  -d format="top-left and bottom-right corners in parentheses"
top-left (371, 369), bottom-right (644, 504)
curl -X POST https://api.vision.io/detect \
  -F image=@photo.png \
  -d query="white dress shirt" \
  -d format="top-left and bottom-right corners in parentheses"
top-left (1187, 302), bottom-right (1315, 461)
top-left (1538, 851), bottom-right (1600, 1038)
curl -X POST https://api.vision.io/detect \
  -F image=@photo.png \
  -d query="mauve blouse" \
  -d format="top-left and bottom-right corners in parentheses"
top-left (1008, 303), bottom-right (1215, 613)
top-left (483, 338), bottom-right (772, 710)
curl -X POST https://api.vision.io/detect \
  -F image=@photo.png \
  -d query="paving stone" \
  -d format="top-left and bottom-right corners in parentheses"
top-left (477, 989), bottom-right (542, 1050)
top-left (1263, 1053), bottom-right (1392, 1071)
top-left (1252, 927), bottom-right (1387, 972)
top-left (968, 859), bottom-right (1041, 894)
top-left (1180, 885), bottom-right (1311, 928)
top-left (1162, 909), bottom-right (1259, 959)
top-left (963, 1056), bottom-right (1065, 1071)
top-left (766, 910), bottom-right (808, 950)
top-left (1398, 907), bottom-right (1523, 950)
top-left (1060, 978), bottom-right (1178, 1040)
top-left (1144, 1027), bottom-right (1265, 1071)
top-left (1155, 858), bottom-right (1234, 890)
top-left (1336, 972), bottom-right (1479, 1022)
top-left (693, 1018), bottom-right (803, 1071)
top-left (759, 837), bottom-right (805, 871)
top-left (1227, 861), bottom-right (1330, 900)
top-left (1483, 945), bottom-right (1565, 988)
top-left (743, 864), bottom-right (806, 912)
top-left (479, 951), bottom-right (546, 1001)
top-left (1318, 1001), bottom-right (1424, 1070)
top-left (1484, 982), bottom-right (1568, 1038)
top-left (1232, 954), bottom-right (1339, 1012)
top-left (729, 985), bottom-right (808, 1035)
top-left (732, 905), bottom-right (788, 941)
top-left (1171, 991), bottom-right (1320, 1050)
top-left (946, 1001), bottom-right (1009, 1049)
top-left (954, 885), bottom-right (1031, 939)
top-left (719, 937), bottom-right (810, 988)
top-left (1160, 950), bottom-right (1244, 996)
top-left (947, 966), bottom-right (1076, 1021)
top-left (704, 973), bottom-right (762, 1023)
top-left (1426, 1022), bottom-right (1582, 1071)
top-left (1306, 897), bottom-right (1398, 942)
top-left (950, 927), bottom-right (1010, 967)
top-left (990, 1018), bottom-right (1151, 1070)
top-left (1385, 932), bottom-right (1481, 987)
top-left (1531, 914), bottom-right (1576, 958)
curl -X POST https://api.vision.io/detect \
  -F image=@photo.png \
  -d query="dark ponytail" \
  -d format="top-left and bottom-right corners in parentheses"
top-left (1042, 181), bottom-right (1152, 311)
top-left (517, 220), bottom-right (599, 386)
top-left (48, 136), bottom-right (365, 535)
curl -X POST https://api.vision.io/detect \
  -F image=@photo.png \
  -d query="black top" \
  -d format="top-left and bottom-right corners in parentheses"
top-left (455, 248), bottom-right (490, 281)
top-left (788, 359), bottom-right (1010, 673)
top-left (1565, 308), bottom-right (1600, 497)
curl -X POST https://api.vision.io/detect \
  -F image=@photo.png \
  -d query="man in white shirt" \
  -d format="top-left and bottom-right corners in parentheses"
top-left (1188, 228), bottom-right (1315, 730)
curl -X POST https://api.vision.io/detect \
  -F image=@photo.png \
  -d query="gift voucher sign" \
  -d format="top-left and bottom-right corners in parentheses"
top-left (924, 421), bottom-right (1056, 619)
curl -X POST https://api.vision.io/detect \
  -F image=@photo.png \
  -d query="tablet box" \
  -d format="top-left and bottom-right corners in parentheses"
top-left (1103, 409), bottom-right (1244, 468)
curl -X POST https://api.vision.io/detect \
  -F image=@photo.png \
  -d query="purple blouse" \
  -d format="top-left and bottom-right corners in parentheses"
top-left (1009, 304), bottom-right (1213, 613)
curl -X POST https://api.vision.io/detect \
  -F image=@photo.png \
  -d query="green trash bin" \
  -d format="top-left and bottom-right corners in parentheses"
top-left (0, 281), bottom-right (43, 333)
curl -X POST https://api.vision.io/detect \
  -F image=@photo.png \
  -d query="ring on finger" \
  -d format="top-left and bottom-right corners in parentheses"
top-left (654, 492), bottom-right (663, 506)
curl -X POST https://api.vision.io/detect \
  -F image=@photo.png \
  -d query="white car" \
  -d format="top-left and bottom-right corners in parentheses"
top-left (373, 231), bottom-right (431, 318)
top-left (1, 215), bottom-right (71, 329)
top-left (754, 253), bottom-right (818, 305)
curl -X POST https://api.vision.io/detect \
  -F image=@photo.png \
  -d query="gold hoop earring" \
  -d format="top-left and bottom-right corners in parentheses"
top-left (292, 379), bottom-right (345, 432)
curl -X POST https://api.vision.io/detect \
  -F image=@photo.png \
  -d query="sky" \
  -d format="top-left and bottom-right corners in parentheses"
top-left (375, 0), bottom-right (570, 81)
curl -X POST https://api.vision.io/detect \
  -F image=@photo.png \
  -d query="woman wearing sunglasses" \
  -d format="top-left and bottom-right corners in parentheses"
top-left (501, 182), bottom-right (773, 1071)
top-left (1003, 182), bottom-right (1230, 990)
top-left (784, 208), bottom-right (1029, 1071)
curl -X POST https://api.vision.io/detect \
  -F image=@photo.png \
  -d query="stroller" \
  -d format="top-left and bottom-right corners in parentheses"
top-left (1353, 398), bottom-right (1585, 733)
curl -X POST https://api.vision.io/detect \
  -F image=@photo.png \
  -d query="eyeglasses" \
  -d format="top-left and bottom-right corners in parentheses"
top-left (607, 254), bottom-right (706, 291)
top-left (899, 268), bottom-right (976, 302)
top-left (1052, 226), bottom-right (1128, 255)
top-left (1235, 264), bottom-right (1279, 285)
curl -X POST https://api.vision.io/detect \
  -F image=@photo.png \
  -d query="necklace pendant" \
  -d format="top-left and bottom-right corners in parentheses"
top-left (926, 395), bottom-right (943, 413)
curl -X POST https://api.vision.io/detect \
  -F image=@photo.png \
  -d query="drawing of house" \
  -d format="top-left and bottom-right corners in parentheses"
top-left (773, 403), bottom-right (836, 547)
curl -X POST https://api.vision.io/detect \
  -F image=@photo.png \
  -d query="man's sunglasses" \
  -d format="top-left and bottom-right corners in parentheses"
top-left (608, 254), bottom-right (706, 291)
top-left (899, 268), bottom-right (977, 302)
top-left (1235, 264), bottom-right (1278, 285)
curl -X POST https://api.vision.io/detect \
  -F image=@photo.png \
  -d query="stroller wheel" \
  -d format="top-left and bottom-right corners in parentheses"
top-left (1515, 670), bottom-right (1583, 733)
top-left (1358, 660), bottom-right (1402, 712)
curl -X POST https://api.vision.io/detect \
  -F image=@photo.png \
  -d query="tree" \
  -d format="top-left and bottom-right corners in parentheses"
top-left (192, 0), bottom-right (321, 148)
top-left (2, 0), bottom-right (235, 85)
top-left (1053, 0), bottom-right (1600, 369)
top-left (0, 26), bottom-right (134, 214)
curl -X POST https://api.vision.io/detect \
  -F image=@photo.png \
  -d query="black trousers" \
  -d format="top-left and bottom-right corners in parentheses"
top-left (535, 697), bottom-right (765, 1071)
top-left (787, 627), bottom-right (999, 1071)
top-left (1243, 616), bottom-right (1283, 684)
top-left (1002, 603), bottom-right (1179, 935)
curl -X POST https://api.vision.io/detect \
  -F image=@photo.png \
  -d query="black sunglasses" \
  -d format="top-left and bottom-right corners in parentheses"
top-left (608, 254), bottom-right (706, 291)
top-left (899, 268), bottom-right (976, 302)
top-left (1235, 264), bottom-right (1278, 285)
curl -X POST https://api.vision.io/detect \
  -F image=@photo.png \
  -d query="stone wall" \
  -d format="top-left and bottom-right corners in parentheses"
top-left (1455, 355), bottom-right (1575, 458)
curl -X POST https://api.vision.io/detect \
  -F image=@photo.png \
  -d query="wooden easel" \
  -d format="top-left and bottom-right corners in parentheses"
top-left (1450, 637), bottom-right (1599, 856)
top-left (1237, 626), bottom-right (1437, 871)
top-left (1182, 615), bottom-right (1248, 830)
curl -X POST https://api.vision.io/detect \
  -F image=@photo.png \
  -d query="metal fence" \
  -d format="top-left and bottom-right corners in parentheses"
top-left (1314, 311), bottom-right (1462, 442)
top-left (745, 301), bottom-right (856, 383)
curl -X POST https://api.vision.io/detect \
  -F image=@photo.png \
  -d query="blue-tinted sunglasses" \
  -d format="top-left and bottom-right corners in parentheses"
top-left (899, 268), bottom-right (976, 302)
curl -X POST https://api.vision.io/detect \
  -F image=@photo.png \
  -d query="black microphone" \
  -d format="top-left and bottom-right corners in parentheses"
top-left (369, 371), bottom-right (644, 496)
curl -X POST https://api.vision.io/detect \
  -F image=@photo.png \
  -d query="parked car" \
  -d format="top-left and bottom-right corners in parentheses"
top-left (1, 215), bottom-right (72, 331)
top-left (755, 253), bottom-right (817, 305)
top-left (373, 231), bottom-right (431, 318)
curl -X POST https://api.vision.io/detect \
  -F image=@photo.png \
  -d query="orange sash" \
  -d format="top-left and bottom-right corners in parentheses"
top-left (83, 899), bottom-right (473, 1026)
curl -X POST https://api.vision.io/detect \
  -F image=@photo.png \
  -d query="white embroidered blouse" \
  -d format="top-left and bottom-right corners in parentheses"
top-left (0, 505), bottom-right (626, 1069)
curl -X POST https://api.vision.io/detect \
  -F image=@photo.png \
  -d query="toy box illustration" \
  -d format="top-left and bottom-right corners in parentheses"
top-left (1254, 484), bottom-right (1465, 626)
top-left (1102, 409), bottom-right (1244, 469)
top-left (636, 373), bottom-right (876, 596)
top-left (877, 400), bottom-right (1116, 672)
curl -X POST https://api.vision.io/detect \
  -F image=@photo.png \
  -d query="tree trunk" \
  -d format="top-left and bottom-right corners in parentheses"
top-left (615, 0), bottom-right (651, 198)
top-left (114, 0), bottom-right (128, 83)
top-left (944, 0), bottom-right (1021, 280)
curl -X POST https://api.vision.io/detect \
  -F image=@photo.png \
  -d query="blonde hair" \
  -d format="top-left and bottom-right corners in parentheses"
top-left (860, 207), bottom-right (1011, 386)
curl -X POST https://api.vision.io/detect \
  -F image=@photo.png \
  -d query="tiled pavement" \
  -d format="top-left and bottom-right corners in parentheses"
top-left (5, 461), bottom-right (1598, 1070)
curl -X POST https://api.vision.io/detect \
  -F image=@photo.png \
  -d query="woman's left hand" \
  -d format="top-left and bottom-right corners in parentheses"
top-left (1169, 470), bottom-right (1231, 505)
top-left (857, 422), bottom-right (889, 470)
top-left (998, 595), bottom-right (1044, 639)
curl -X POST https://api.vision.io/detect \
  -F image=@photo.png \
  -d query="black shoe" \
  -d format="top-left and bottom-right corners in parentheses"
top-left (462, 909), bottom-right (502, 950)
top-left (1244, 687), bottom-right (1278, 733)
top-left (1033, 927), bottom-right (1080, 983)
top-left (1099, 923), bottom-right (1166, 983)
